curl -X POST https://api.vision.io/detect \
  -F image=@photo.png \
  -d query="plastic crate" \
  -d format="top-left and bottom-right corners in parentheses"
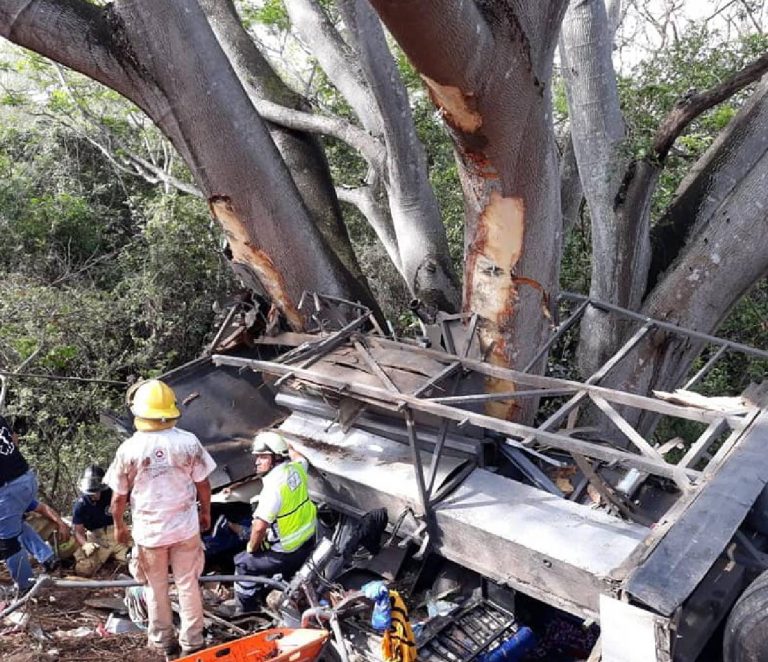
top-left (179, 628), bottom-right (329, 662)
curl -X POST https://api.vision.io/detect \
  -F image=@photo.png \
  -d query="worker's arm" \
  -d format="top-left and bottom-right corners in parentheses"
top-left (287, 444), bottom-right (306, 464)
top-left (247, 518), bottom-right (269, 554)
top-left (195, 479), bottom-right (211, 533)
top-left (111, 492), bottom-right (130, 545)
top-left (74, 523), bottom-right (88, 547)
top-left (34, 503), bottom-right (71, 542)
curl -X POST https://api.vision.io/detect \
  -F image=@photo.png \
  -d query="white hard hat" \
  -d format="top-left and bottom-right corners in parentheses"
top-left (251, 430), bottom-right (289, 456)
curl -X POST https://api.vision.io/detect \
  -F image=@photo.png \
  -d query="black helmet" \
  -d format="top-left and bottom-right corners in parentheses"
top-left (79, 465), bottom-right (107, 495)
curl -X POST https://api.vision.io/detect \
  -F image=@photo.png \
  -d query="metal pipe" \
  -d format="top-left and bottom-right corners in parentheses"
top-left (522, 299), bottom-right (590, 373)
top-left (560, 292), bottom-right (768, 361)
top-left (49, 574), bottom-right (288, 590)
top-left (683, 345), bottom-right (729, 389)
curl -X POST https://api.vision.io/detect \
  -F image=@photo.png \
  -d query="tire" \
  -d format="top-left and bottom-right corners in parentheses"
top-left (723, 569), bottom-right (768, 661)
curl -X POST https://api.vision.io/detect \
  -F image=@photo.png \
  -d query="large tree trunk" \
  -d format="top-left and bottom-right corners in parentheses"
top-left (369, 0), bottom-right (568, 421)
top-left (1, 0), bottom-right (377, 328)
top-left (605, 78), bottom-right (768, 434)
top-left (201, 0), bottom-right (370, 296)
top-left (559, 0), bottom-right (649, 378)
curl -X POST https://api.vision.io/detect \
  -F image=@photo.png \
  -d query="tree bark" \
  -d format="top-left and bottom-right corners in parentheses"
top-left (286, 0), bottom-right (460, 313)
top-left (559, 0), bottom-right (639, 377)
top-left (1, 0), bottom-right (378, 328)
top-left (369, 0), bottom-right (568, 421)
top-left (605, 79), bottom-right (768, 434)
top-left (200, 0), bottom-right (375, 304)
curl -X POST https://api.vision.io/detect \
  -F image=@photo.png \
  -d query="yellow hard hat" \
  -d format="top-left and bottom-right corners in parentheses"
top-left (130, 379), bottom-right (180, 423)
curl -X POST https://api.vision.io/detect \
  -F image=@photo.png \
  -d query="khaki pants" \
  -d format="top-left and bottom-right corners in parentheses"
top-left (74, 525), bottom-right (130, 576)
top-left (130, 534), bottom-right (205, 652)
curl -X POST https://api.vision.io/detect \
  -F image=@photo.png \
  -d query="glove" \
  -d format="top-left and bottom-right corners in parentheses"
top-left (81, 541), bottom-right (99, 557)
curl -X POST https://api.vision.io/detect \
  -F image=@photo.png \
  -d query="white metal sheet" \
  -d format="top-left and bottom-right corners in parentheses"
top-left (600, 595), bottom-right (663, 662)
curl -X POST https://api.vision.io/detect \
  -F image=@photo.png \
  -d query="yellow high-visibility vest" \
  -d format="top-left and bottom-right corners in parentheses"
top-left (271, 461), bottom-right (316, 552)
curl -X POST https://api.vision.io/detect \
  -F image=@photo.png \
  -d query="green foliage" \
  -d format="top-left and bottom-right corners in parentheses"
top-left (238, 0), bottom-right (290, 31)
top-left (0, 48), bottom-right (234, 510)
top-left (618, 25), bottom-right (768, 218)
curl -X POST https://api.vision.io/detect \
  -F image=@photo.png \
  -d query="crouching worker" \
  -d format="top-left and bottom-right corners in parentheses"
top-left (106, 379), bottom-right (215, 661)
top-left (72, 465), bottom-right (129, 576)
top-left (234, 431), bottom-right (317, 613)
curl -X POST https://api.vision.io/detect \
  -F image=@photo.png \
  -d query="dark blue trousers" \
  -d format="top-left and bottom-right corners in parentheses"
top-left (233, 538), bottom-right (314, 612)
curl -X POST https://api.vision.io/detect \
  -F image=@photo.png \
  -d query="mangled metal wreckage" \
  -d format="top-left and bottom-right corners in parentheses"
top-left (161, 292), bottom-right (768, 662)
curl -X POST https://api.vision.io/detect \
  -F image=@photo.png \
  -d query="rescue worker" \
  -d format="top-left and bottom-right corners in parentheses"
top-left (0, 414), bottom-right (37, 593)
top-left (234, 430), bottom-right (317, 613)
top-left (105, 379), bottom-right (215, 661)
top-left (71, 465), bottom-right (129, 576)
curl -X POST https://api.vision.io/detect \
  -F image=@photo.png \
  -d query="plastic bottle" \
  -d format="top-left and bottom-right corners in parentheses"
top-left (371, 593), bottom-right (392, 631)
top-left (480, 627), bottom-right (536, 662)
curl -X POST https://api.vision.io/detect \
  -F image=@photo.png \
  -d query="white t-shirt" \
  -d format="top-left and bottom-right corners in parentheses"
top-left (105, 427), bottom-right (216, 547)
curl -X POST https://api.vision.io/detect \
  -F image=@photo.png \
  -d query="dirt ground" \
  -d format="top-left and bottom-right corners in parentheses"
top-left (0, 583), bottom-right (163, 662)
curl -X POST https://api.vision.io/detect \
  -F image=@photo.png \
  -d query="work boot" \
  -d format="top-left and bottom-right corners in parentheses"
top-left (43, 556), bottom-right (61, 573)
top-left (163, 643), bottom-right (182, 661)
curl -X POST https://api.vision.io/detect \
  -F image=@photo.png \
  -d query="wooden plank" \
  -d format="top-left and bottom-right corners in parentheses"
top-left (430, 387), bottom-right (577, 405)
top-left (353, 340), bottom-right (399, 392)
top-left (213, 355), bottom-right (701, 482)
top-left (625, 412), bottom-right (768, 616)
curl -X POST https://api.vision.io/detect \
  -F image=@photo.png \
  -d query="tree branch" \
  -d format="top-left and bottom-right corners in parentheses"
top-left (335, 185), bottom-right (402, 274)
top-left (284, 0), bottom-right (380, 132)
top-left (367, 0), bottom-right (493, 89)
top-left (49, 64), bottom-right (202, 197)
top-left (653, 52), bottom-right (768, 160)
top-left (0, 0), bottom-right (146, 104)
top-left (254, 98), bottom-right (385, 169)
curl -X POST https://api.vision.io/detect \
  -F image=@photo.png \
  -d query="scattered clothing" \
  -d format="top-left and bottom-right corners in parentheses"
top-left (382, 590), bottom-right (417, 662)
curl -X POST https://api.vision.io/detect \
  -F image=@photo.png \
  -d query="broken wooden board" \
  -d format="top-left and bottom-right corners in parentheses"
top-left (625, 412), bottom-right (768, 616)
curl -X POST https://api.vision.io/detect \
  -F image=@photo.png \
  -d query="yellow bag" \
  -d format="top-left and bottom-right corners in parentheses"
top-left (381, 590), bottom-right (417, 662)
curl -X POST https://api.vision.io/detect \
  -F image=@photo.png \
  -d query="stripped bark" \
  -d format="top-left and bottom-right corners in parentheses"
top-left (369, 0), bottom-right (568, 421)
top-left (200, 0), bottom-right (375, 303)
top-left (0, 0), bottom-right (377, 327)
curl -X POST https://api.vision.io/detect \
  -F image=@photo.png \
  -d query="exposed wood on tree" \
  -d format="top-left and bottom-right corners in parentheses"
top-left (369, 0), bottom-right (568, 421)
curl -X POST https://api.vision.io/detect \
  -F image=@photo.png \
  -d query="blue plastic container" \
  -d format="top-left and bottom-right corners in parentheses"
top-left (479, 626), bottom-right (536, 662)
